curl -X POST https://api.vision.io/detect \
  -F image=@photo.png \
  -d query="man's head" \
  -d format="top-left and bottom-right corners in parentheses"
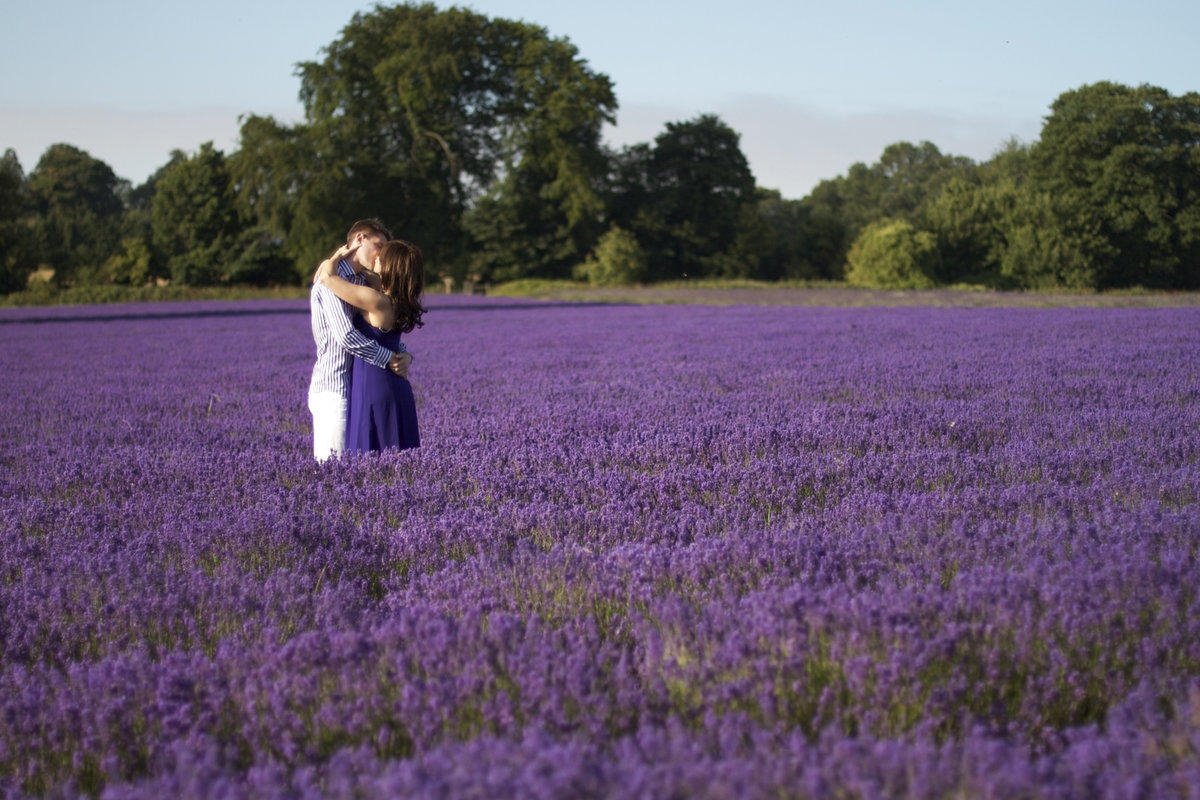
top-left (345, 218), bottom-right (392, 271)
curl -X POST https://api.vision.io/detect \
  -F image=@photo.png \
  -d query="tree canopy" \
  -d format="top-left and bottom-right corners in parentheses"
top-left (234, 2), bottom-right (615, 282)
top-left (5, 20), bottom-right (1200, 301)
top-left (1030, 82), bottom-right (1200, 289)
top-left (27, 143), bottom-right (124, 282)
top-left (152, 143), bottom-right (245, 284)
top-left (609, 114), bottom-right (757, 280)
top-left (0, 149), bottom-right (35, 292)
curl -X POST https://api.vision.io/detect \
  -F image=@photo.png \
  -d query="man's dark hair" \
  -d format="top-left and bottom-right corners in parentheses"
top-left (346, 218), bottom-right (393, 244)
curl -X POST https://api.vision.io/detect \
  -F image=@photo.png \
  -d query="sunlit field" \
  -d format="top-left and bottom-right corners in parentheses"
top-left (1, 297), bottom-right (1197, 798)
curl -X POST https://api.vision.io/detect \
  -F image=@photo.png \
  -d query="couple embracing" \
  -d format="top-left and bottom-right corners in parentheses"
top-left (307, 218), bottom-right (426, 461)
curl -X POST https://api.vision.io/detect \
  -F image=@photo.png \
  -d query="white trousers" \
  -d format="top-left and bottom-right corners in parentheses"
top-left (308, 391), bottom-right (348, 462)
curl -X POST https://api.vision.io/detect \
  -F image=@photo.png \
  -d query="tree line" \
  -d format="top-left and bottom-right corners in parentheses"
top-left (2, 3), bottom-right (1198, 294)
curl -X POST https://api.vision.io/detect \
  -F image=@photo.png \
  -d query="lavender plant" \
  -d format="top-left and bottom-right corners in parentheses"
top-left (0, 299), bottom-right (1197, 798)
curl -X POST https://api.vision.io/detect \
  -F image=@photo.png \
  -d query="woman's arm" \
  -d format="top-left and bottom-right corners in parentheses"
top-left (314, 246), bottom-right (395, 329)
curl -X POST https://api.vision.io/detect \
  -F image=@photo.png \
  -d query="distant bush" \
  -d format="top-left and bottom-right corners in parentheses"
top-left (487, 279), bottom-right (587, 297)
top-left (99, 237), bottom-right (155, 286)
top-left (573, 225), bottom-right (648, 286)
top-left (845, 219), bottom-right (940, 289)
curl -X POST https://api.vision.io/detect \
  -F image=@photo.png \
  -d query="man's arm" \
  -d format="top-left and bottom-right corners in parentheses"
top-left (314, 282), bottom-right (400, 369)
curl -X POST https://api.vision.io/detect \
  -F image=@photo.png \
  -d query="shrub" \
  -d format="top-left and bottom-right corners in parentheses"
top-left (845, 219), bottom-right (940, 289)
top-left (574, 226), bottom-right (648, 286)
top-left (100, 237), bottom-right (155, 286)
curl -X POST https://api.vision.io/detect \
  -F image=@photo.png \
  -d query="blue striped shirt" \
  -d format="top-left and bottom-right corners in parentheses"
top-left (307, 259), bottom-right (407, 398)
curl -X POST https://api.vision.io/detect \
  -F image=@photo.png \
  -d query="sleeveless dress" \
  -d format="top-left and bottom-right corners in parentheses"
top-left (345, 315), bottom-right (420, 453)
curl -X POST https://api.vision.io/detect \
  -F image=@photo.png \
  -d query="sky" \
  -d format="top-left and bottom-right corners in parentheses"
top-left (2, 0), bottom-right (1197, 199)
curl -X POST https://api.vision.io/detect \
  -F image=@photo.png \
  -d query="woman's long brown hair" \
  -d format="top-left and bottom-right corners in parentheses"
top-left (375, 239), bottom-right (426, 333)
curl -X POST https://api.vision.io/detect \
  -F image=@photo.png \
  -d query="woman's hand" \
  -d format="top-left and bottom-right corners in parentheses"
top-left (315, 243), bottom-right (355, 283)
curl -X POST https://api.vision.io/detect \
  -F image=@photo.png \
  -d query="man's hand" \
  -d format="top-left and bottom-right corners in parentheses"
top-left (388, 352), bottom-right (412, 378)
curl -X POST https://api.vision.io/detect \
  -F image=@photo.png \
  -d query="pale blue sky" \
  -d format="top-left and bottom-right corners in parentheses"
top-left (2, 0), bottom-right (1197, 197)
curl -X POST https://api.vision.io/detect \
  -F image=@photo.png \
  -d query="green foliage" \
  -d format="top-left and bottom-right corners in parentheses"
top-left (100, 237), bottom-right (153, 286)
top-left (26, 143), bottom-right (124, 282)
top-left (151, 143), bottom-right (247, 285)
top-left (803, 141), bottom-right (976, 272)
top-left (1030, 82), bottom-right (1200, 289)
top-left (13, 49), bottom-right (1200, 295)
top-left (919, 83), bottom-right (1200, 291)
top-left (995, 189), bottom-right (1111, 290)
top-left (226, 228), bottom-right (295, 286)
top-left (920, 138), bottom-right (1111, 290)
top-left (234, 3), bottom-right (615, 283)
top-left (573, 225), bottom-right (648, 286)
top-left (0, 283), bottom-right (305, 307)
top-left (920, 173), bottom-right (1003, 284)
top-left (227, 117), bottom-right (314, 279)
top-left (0, 149), bottom-right (38, 293)
top-left (746, 189), bottom-right (843, 280)
top-left (610, 114), bottom-right (757, 281)
top-left (845, 219), bottom-right (940, 289)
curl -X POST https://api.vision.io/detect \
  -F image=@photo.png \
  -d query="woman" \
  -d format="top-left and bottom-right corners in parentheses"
top-left (315, 239), bottom-right (425, 453)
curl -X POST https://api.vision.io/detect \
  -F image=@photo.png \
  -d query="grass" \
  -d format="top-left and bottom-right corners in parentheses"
top-left (488, 278), bottom-right (1200, 307)
top-left (0, 283), bottom-right (307, 307)
top-left (3, 278), bottom-right (1199, 309)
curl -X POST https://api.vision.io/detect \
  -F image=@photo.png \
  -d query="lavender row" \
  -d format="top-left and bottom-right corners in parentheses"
top-left (1, 302), bottom-right (1197, 796)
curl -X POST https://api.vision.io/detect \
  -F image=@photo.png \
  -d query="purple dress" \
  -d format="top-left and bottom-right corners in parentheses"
top-left (345, 315), bottom-right (419, 453)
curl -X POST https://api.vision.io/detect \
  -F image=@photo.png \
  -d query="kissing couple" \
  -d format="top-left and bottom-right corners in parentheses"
top-left (307, 218), bottom-right (426, 461)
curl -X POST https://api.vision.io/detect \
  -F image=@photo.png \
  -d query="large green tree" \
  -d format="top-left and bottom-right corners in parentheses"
top-left (234, 2), bottom-right (615, 281)
top-left (0, 149), bottom-right (37, 292)
top-left (151, 144), bottom-right (277, 287)
top-left (610, 114), bottom-right (757, 280)
top-left (26, 143), bottom-right (124, 282)
top-left (801, 141), bottom-right (974, 275)
top-left (1031, 81), bottom-right (1200, 289)
top-left (745, 189), bottom-right (844, 280)
top-left (922, 141), bottom-right (1112, 290)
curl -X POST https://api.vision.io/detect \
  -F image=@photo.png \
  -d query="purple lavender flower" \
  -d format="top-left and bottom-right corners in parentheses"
top-left (1, 298), bottom-right (1197, 796)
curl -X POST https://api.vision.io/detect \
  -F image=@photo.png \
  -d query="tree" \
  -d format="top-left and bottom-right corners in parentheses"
top-left (151, 143), bottom-right (246, 285)
top-left (229, 116), bottom-right (330, 281)
top-left (801, 141), bottom-right (974, 274)
top-left (0, 149), bottom-right (36, 292)
top-left (1032, 82), bottom-right (1200, 289)
top-left (745, 189), bottom-right (843, 281)
top-left (875, 141), bottom-right (973, 220)
top-left (227, 228), bottom-right (295, 285)
top-left (573, 225), bottom-right (648, 285)
top-left (27, 143), bottom-right (124, 282)
top-left (98, 153), bottom-right (187, 286)
top-left (920, 173), bottom-right (994, 283)
top-left (845, 219), bottom-right (940, 289)
top-left (995, 186), bottom-right (1111, 290)
top-left (611, 114), bottom-right (757, 280)
top-left (235, 3), bottom-right (615, 282)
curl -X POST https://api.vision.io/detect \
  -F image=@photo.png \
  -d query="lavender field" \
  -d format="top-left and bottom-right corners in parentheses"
top-left (1, 297), bottom-right (1198, 798)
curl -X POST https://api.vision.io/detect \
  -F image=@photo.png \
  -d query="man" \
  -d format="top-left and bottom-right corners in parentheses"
top-left (308, 218), bottom-right (412, 461)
